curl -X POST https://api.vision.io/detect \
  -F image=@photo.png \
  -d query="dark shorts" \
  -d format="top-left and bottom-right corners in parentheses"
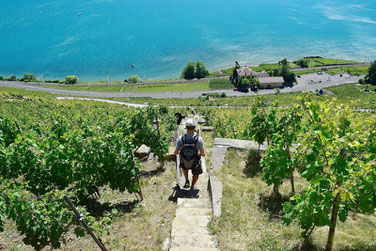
top-left (181, 161), bottom-right (203, 175)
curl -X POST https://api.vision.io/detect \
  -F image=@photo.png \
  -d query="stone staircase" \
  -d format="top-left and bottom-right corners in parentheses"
top-left (168, 115), bottom-right (219, 251)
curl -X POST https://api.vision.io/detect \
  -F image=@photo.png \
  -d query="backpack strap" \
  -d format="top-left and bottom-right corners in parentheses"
top-left (182, 134), bottom-right (186, 146)
top-left (193, 135), bottom-right (199, 146)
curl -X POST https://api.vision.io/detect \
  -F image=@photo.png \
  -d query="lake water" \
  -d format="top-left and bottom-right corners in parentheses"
top-left (0, 0), bottom-right (375, 81)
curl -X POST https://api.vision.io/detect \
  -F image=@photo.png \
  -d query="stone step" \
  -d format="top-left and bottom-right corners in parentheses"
top-left (172, 215), bottom-right (210, 228)
top-left (170, 247), bottom-right (219, 251)
top-left (178, 198), bottom-right (211, 208)
top-left (176, 207), bottom-right (212, 217)
top-left (172, 225), bottom-right (211, 237)
top-left (171, 234), bottom-right (217, 248)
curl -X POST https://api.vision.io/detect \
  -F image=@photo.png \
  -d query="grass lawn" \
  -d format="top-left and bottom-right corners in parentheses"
top-left (209, 149), bottom-right (376, 251)
top-left (0, 158), bottom-right (178, 251)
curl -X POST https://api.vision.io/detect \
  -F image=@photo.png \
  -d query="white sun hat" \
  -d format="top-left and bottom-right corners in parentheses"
top-left (185, 119), bottom-right (196, 127)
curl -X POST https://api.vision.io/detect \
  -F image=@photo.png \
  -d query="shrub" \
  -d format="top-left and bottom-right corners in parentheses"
top-left (358, 79), bottom-right (366, 85)
top-left (296, 59), bottom-right (309, 68)
top-left (251, 77), bottom-right (260, 88)
top-left (239, 78), bottom-right (250, 88)
top-left (181, 62), bottom-right (196, 80)
top-left (21, 73), bottom-right (37, 82)
top-left (365, 60), bottom-right (376, 85)
top-left (8, 74), bottom-right (16, 81)
top-left (181, 61), bottom-right (209, 80)
top-left (275, 88), bottom-right (280, 95)
top-left (0, 76), bottom-right (3, 80)
top-left (128, 75), bottom-right (141, 83)
top-left (209, 79), bottom-right (233, 90)
top-left (195, 61), bottom-right (209, 79)
top-left (45, 80), bottom-right (60, 83)
top-left (281, 66), bottom-right (296, 84)
top-left (205, 92), bottom-right (227, 99)
top-left (65, 75), bottom-right (79, 84)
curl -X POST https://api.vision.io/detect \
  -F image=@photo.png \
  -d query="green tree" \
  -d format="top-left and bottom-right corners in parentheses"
top-left (181, 62), bottom-right (196, 80)
top-left (195, 61), bottom-right (209, 79)
top-left (296, 59), bottom-right (309, 68)
top-left (240, 78), bottom-right (250, 88)
top-left (365, 60), bottom-right (376, 85)
top-left (281, 65), bottom-right (296, 84)
top-left (65, 75), bottom-right (79, 84)
top-left (279, 58), bottom-right (288, 67)
top-left (251, 77), bottom-right (260, 89)
top-left (8, 74), bottom-right (16, 81)
top-left (128, 75), bottom-right (142, 83)
top-left (21, 73), bottom-right (37, 82)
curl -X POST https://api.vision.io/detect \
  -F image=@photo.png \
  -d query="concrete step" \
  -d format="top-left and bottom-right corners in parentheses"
top-left (172, 215), bottom-right (210, 228)
top-left (171, 225), bottom-right (211, 237)
top-left (176, 207), bottom-right (212, 217)
top-left (177, 198), bottom-right (211, 208)
top-left (178, 197), bottom-right (210, 205)
top-left (170, 247), bottom-right (219, 251)
top-left (171, 234), bottom-right (217, 248)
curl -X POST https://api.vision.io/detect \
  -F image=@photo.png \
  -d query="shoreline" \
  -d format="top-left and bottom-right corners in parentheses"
top-left (0, 57), bottom-right (368, 84)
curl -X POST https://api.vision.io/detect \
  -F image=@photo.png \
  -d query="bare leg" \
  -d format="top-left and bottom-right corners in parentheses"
top-left (182, 168), bottom-right (189, 182)
top-left (191, 174), bottom-right (199, 189)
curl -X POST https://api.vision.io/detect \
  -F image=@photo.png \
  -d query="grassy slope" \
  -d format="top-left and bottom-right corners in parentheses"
top-left (209, 149), bottom-right (376, 251)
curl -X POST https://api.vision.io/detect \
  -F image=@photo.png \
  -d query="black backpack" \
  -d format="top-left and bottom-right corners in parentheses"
top-left (180, 134), bottom-right (200, 169)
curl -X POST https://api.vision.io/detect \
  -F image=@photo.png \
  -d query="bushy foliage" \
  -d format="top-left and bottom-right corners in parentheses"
top-left (281, 65), bottom-right (296, 83)
top-left (240, 78), bottom-right (250, 88)
top-left (268, 65), bottom-right (295, 84)
top-left (296, 59), bottom-right (309, 68)
top-left (365, 60), bottom-right (376, 85)
top-left (0, 76), bottom-right (3, 80)
top-left (65, 75), bottom-right (79, 84)
top-left (128, 75), bottom-right (142, 83)
top-left (8, 74), bottom-right (16, 81)
top-left (45, 80), bottom-right (60, 83)
top-left (181, 62), bottom-right (196, 80)
top-left (181, 61), bottom-right (209, 80)
top-left (196, 61), bottom-right (209, 79)
top-left (21, 73), bottom-right (37, 82)
top-left (251, 77), bottom-right (260, 88)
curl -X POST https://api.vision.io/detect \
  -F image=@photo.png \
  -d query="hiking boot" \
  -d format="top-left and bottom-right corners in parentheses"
top-left (183, 180), bottom-right (190, 189)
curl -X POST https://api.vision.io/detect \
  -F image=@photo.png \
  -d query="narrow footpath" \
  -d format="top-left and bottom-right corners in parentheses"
top-left (168, 116), bottom-right (219, 251)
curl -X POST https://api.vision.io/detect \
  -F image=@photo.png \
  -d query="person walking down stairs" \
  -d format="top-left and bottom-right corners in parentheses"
top-left (174, 119), bottom-right (205, 190)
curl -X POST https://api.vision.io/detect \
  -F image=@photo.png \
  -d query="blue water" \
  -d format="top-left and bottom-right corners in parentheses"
top-left (0, 0), bottom-right (376, 81)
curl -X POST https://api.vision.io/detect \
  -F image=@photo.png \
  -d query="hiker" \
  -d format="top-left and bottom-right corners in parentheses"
top-left (174, 119), bottom-right (205, 190)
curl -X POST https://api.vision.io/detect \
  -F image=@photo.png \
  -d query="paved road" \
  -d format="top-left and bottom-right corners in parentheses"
top-left (0, 73), bottom-right (363, 99)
